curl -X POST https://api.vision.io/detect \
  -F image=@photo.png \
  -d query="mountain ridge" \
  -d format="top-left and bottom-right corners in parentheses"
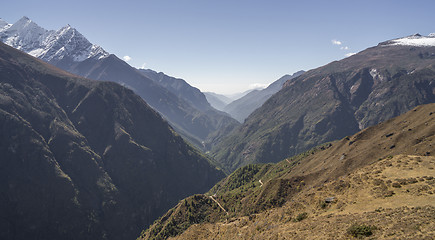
top-left (212, 36), bottom-right (435, 173)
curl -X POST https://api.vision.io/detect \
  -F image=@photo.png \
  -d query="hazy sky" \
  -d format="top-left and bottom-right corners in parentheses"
top-left (2, 0), bottom-right (435, 94)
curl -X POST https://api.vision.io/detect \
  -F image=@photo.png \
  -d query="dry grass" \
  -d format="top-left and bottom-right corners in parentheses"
top-left (172, 155), bottom-right (435, 239)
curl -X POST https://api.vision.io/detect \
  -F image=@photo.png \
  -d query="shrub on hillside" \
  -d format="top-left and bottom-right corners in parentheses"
top-left (294, 212), bottom-right (308, 222)
top-left (347, 223), bottom-right (377, 238)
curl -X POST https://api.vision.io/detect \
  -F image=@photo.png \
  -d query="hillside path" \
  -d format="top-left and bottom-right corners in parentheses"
top-left (209, 195), bottom-right (228, 215)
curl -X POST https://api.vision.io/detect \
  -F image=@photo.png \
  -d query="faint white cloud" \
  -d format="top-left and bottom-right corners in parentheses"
top-left (332, 39), bottom-right (342, 45)
top-left (139, 62), bottom-right (147, 69)
top-left (123, 55), bottom-right (132, 62)
top-left (333, 40), bottom-right (354, 55)
top-left (248, 83), bottom-right (268, 90)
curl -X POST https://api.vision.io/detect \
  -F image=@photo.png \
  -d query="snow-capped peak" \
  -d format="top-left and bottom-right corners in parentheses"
top-left (0, 16), bottom-right (109, 63)
top-left (38, 23), bottom-right (109, 62)
top-left (0, 16), bottom-right (50, 53)
top-left (0, 18), bottom-right (10, 30)
top-left (58, 24), bottom-right (77, 36)
top-left (382, 33), bottom-right (435, 47)
top-left (6, 16), bottom-right (40, 33)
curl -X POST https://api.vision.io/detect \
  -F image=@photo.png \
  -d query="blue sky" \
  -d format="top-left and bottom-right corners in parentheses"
top-left (2, 0), bottom-right (435, 94)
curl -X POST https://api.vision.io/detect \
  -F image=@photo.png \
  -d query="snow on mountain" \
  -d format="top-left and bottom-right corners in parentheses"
top-left (0, 18), bottom-right (10, 30)
top-left (0, 16), bottom-right (108, 63)
top-left (38, 24), bottom-right (109, 62)
top-left (0, 17), bottom-right (52, 52)
top-left (384, 34), bottom-right (435, 47)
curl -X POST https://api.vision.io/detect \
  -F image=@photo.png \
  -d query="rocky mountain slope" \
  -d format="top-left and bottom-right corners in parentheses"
top-left (212, 34), bottom-right (435, 173)
top-left (0, 17), bottom-right (240, 151)
top-left (0, 42), bottom-right (224, 240)
top-left (66, 53), bottom-right (239, 150)
top-left (140, 103), bottom-right (435, 240)
top-left (223, 71), bottom-right (304, 122)
top-left (137, 69), bottom-right (211, 112)
top-left (135, 68), bottom-right (239, 149)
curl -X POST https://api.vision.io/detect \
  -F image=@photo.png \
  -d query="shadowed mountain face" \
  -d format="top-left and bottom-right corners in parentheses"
top-left (135, 68), bottom-right (240, 150)
top-left (0, 42), bottom-right (224, 240)
top-left (65, 55), bottom-right (240, 148)
top-left (0, 17), bottom-right (240, 151)
top-left (212, 42), bottom-right (435, 173)
top-left (52, 45), bottom-right (240, 153)
top-left (137, 69), bottom-right (211, 112)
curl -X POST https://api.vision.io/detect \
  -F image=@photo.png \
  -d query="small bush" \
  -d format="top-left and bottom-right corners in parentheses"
top-left (295, 212), bottom-right (308, 222)
top-left (320, 201), bottom-right (328, 209)
top-left (384, 190), bottom-right (395, 197)
top-left (347, 223), bottom-right (377, 238)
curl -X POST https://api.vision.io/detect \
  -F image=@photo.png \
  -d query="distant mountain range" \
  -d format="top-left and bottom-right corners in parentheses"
top-left (211, 34), bottom-right (435, 172)
top-left (0, 41), bottom-right (224, 239)
top-left (225, 89), bottom-right (262, 101)
top-left (204, 72), bottom-right (304, 122)
top-left (0, 17), bottom-right (240, 151)
top-left (223, 71), bottom-right (305, 122)
top-left (204, 92), bottom-right (232, 111)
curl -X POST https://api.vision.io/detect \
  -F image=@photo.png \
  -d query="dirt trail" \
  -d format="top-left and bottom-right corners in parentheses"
top-left (209, 195), bottom-right (228, 215)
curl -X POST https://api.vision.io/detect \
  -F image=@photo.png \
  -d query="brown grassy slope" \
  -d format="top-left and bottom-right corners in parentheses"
top-left (175, 158), bottom-right (435, 239)
top-left (176, 155), bottom-right (435, 239)
top-left (141, 103), bottom-right (434, 240)
top-left (283, 101), bottom-right (434, 187)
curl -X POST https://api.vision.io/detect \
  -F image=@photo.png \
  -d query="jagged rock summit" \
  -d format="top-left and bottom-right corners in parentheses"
top-left (0, 16), bottom-right (108, 65)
